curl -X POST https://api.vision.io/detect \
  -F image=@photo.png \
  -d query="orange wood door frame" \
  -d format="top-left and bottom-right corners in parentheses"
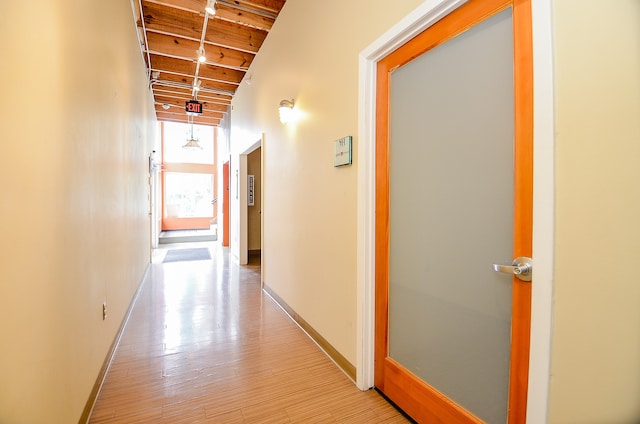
top-left (374, 0), bottom-right (533, 422)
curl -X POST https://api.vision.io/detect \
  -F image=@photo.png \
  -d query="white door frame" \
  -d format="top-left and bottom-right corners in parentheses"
top-left (355, 0), bottom-right (555, 421)
top-left (237, 137), bottom-right (262, 265)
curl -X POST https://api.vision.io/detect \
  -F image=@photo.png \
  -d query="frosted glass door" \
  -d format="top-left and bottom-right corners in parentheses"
top-left (388, 8), bottom-right (514, 423)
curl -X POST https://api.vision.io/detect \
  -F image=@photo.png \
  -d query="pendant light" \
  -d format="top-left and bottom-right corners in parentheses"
top-left (183, 118), bottom-right (202, 150)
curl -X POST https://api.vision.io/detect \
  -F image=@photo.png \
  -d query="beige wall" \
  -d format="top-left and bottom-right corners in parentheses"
top-left (0, 1), bottom-right (156, 422)
top-left (228, 0), bottom-right (424, 366)
top-left (549, 0), bottom-right (640, 422)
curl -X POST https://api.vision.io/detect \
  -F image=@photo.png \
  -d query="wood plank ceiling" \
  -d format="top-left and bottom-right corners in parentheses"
top-left (134, 0), bottom-right (286, 127)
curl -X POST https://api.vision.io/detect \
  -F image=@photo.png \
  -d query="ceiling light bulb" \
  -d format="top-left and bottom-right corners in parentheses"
top-left (197, 46), bottom-right (206, 63)
top-left (205, 0), bottom-right (216, 15)
top-left (162, 103), bottom-right (170, 110)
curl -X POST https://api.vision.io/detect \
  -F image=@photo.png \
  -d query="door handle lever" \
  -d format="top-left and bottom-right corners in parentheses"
top-left (493, 263), bottom-right (531, 275)
top-left (493, 257), bottom-right (532, 282)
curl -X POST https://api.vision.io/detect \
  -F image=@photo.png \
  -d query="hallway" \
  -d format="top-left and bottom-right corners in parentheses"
top-left (88, 243), bottom-right (410, 423)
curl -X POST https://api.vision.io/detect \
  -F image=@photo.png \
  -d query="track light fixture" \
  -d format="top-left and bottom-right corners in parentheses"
top-left (197, 46), bottom-right (206, 63)
top-left (205, 0), bottom-right (216, 15)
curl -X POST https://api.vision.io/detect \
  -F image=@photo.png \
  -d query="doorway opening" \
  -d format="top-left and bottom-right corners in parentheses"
top-left (246, 146), bottom-right (261, 266)
top-left (158, 121), bottom-right (219, 244)
top-left (232, 137), bottom-right (263, 270)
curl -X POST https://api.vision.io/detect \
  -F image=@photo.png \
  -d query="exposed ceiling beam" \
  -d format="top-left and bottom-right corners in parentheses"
top-left (137, 0), bottom-right (286, 126)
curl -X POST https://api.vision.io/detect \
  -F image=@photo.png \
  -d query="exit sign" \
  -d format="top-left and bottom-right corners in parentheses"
top-left (185, 100), bottom-right (203, 115)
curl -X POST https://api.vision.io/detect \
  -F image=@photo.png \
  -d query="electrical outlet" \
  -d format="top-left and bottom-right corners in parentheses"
top-left (102, 301), bottom-right (107, 320)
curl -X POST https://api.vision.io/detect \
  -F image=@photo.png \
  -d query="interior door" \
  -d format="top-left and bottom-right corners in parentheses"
top-left (374, 1), bottom-right (533, 423)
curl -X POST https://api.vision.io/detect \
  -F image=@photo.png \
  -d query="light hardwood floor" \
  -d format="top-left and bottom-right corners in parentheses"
top-left (89, 244), bottom-right (411, 423)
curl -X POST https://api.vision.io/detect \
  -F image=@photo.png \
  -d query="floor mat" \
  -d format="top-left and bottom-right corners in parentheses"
top-left (162, 248), bottom-right (212, 263)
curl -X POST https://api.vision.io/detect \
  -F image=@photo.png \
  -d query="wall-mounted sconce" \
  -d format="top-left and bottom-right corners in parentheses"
top-left (279, 99), bottom-right (294, 124)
